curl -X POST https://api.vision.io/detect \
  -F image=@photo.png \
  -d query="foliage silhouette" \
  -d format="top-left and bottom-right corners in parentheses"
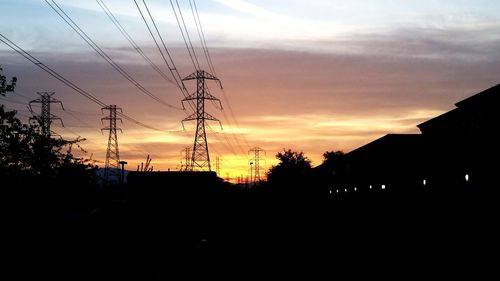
top-left (322, 150), bottom-right (345, 172)
top-left (267, 149), bottom-right (311, 180)
top-left (1, 66), bottom-right (96, 186)
top-left (0, 65), bottom-right (17, 95)
top-left (266, 149), bottom-right (312, 197)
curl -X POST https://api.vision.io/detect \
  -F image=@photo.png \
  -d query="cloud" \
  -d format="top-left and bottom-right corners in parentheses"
top-left (3, 26), bottom-right (500, 172)
top-left (214, 0), bottom-right (280, 19)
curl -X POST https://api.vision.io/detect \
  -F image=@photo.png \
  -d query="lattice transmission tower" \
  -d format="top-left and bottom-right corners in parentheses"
top-left (181, 70), bottom-right (223, 171)
top-left (249, 147), bottom-right (266, 183)
top-left (28, 92), bottom-right (64, 138)
top-left (101, 105), bottom-right (122, 182)
top-left (216, 156), bottom-right (221, 175)
top-left (180, 146), bottom-right (191, 171)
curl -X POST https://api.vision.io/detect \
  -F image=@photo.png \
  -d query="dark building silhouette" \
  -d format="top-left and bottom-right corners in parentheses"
top-left (343, 134), bottom-right (424, 192)
top-left (417, 84), bottom-right (500, 188)
top-left (334, 83), bottom-right (500, 192)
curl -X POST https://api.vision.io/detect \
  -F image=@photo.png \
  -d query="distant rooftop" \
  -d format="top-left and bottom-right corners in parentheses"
top-left (418, 83), bottom-right (500, 132)
top-left (455, 83), bottom-right (500, 108)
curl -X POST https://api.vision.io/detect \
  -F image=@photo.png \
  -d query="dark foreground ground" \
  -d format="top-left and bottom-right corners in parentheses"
top-left (4, 182), bottom-right (499, 280)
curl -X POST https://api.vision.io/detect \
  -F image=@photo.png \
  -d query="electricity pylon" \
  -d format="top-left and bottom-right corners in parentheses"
top-left (181, 70), bottom-right (223, 171)
top-left (216, 156), bottom-right (221, 175)
top-left (101, 105), bottom-right (122, 182)
top-left (249, 147), bottom-right (265, 183)
top-left (28, 92), bottom-right (64, 138)
top-left (180, 146), bottom-right (191, 171)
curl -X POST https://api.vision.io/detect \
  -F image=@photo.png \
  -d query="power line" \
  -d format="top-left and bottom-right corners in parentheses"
top-left (95, 0), bottom-right (175, 85)
top-left (0, 95), bottom-right (28, 106)
top-left (11, 91), bottom-right (32, 101)
top-left (206, 86), bottom-right (246, 154)
top-left (58, 107), bottom-right (95, 129)
top-left (206, 123), bottom-right (238, 156)
top-left (0, 93), bottom-right (95, 136)
top-left (46, 0), bottom-right (182, 111)
top-left (135, 0), bottom-right (181, 83)
top-left (135, 0), bottom-right (196, 114)
top-left (184, 2), bottom-right (247, 157)
top-left (219, 106), bottom-right (246, 154)
top-left (185, 1), bottom-right (250, 153)
top-left (173, 0), bottom-right (245, 158)
top-left (189, 0), bottom-right (216, 75)
top-left (169, 0), bottom-right (200, 70)
top-left (0, 32), bottom-right (165, 132)
top-left (139, 1), bottom-right (230, 163)
top-left (0, 104), bottom-right (32, 119)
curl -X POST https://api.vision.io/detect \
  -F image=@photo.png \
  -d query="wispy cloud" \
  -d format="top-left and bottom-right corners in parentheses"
top-left (214, 0), bottom-right (280, 19)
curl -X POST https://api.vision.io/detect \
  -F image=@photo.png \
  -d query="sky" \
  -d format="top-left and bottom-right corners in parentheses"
top-left (1, 0), bottom-right (500, 181)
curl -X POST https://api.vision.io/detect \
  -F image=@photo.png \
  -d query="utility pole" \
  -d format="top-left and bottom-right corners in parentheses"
top-left (181, 70), bottom-right (223, 171)
top-left (248, 147), bottom-right (265, 183)
top-left (101, 105), bottom-right (122, 183)
top-left (28, 92), bottom-right (64, 138)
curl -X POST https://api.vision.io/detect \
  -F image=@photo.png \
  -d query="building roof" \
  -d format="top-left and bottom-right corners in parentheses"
top-left (416, 108), bottom-right (461, 133)
top-left (418, 83), bottom-right (500, 134)
top-left (455, 83), bottom-right (500, 108)
top-left (347, 134), bottom-right (423, 160)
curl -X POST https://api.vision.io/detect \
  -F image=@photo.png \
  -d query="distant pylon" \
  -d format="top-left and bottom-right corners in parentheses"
top-left (249, 147), bottom-right (265, 183)
top-left (181, 70), bottom-right (223, 171)
top-left (216, 156), bottom-right (221, 175)
top-left (180, 147), bottom-right (191, 171)
top-left (28, 92), bottom-right (64, 138)
top-left (101, 105), bottom-right (122, 182)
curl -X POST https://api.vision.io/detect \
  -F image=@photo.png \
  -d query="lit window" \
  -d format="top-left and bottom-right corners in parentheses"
top-left (381, 184), bottom-right (386, 190)
top-left (465, 174), bottom-right (469, 182)
top-left (423, 179), bottom-right (426, 186)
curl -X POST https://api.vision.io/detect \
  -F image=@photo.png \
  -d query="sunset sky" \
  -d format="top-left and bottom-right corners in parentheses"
top-left (2, 0), bottom-right (500, 181)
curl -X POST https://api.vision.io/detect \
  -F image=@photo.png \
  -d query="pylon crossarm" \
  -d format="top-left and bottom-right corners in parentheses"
top-left (27, 101), bottom-right (38, 113)
top-left (214, 99), bottom-right (223, 110)
top-left (53, 116), bottom-right (64, 127)
top-left (215, 79), bottom-right (223, 90)
top-left (182, 113), bottom-right (197, 122)
top-left (56, 100), bottom-right (65, 111)
top-left (182, 92), bottom-right (197, 101)
top-left (203, 112), bottom-right (219, 121)
top-left (204, 92), bottom-right (223, 106)
top-left (182, 70), bottom-right (215, 81)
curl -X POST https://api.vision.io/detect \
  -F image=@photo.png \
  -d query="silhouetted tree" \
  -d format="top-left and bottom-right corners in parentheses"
top-left (1, 66), bottom-right (17, 95)
top-left (310, 150), bottom-right (348, 196)
top-left (266, 149), bottom-right (312, 194)
top-left (0, 66), bottom-right (96, 183)
top-left (322, 150), bottom-right (346, 176)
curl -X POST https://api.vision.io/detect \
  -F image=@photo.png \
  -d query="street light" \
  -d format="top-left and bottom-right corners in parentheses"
top-left (118, 160), bottom-right (128, 185)
top-left (249, 161), bottom-right (254, 187)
